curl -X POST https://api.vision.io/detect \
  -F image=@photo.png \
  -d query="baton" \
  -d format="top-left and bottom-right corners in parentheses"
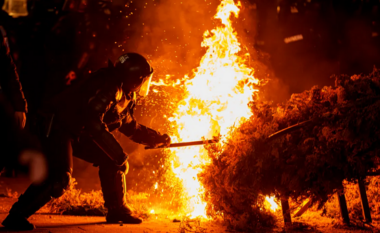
top-left (145, 139), bottom-right (219, 150)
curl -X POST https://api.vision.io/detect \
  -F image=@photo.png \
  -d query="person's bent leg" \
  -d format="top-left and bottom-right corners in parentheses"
top-left (99, 161), bottom-right (141, 224)
top-left (73, 135), bottom-right (142, 224)
top-left (2, 172), bottom-right (72, 230)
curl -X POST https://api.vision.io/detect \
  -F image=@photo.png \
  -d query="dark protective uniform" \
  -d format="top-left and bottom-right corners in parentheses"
top-left (0, 26), bottom-right (28, 169)
top-left (3, 56), bottom-right (168, 229)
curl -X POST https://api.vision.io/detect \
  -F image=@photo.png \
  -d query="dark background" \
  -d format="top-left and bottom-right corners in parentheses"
top-left (1, 0), bottom-right (379, 192)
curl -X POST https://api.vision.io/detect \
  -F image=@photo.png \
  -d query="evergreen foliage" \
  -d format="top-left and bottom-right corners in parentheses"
top-left (199, 69), bottom-right (380, 230)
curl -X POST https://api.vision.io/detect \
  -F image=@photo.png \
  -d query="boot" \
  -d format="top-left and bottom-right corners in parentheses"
top-left (99, 166), bottom-right (142, 224)
top-left (2, 183), bottom-right (53, 231)
top-left (106, 205), bottom-right (142, 224)
top-left (2, 214), bottom-right (35, 231)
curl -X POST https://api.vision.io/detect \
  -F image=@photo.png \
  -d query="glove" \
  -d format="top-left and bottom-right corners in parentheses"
top-left (154, 133), bottom-right (171, 148)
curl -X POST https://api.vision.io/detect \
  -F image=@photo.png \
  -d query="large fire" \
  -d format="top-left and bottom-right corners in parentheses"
top-left (160, 0), bottom-right (261, 217)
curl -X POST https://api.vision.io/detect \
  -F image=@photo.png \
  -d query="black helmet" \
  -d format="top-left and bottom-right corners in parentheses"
top-left (114, 53), bottom-right (153, 96)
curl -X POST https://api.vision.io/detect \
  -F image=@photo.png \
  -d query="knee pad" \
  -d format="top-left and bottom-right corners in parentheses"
top-left (51, 171), bottom-right (71, 198)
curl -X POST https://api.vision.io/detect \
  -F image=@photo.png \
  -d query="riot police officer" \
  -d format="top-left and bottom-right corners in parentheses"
top-left (2, 53), bottom-right (171, 230)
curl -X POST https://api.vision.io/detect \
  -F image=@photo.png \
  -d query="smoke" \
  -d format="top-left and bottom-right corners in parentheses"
top-left (231, 0), bottom-right (290, 103)
top-left (125, 0), bottom-right (220, 77)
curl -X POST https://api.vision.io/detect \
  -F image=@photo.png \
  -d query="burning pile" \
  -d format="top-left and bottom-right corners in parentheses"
top-left (199, 69), bottom-right (380, 230)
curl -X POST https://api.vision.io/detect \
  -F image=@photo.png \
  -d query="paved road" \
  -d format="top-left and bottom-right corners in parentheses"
top-left (0, 213), bottom-right (189, 233)
top-left (0, 176), bottom-right (224, 233)
top-left (0, 178), bottom-right (377, 232)
top-left (0, 196), bottom-right (224, 233)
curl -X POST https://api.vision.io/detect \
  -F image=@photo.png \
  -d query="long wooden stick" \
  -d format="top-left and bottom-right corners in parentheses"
top-left (145, 139), bottom-right (219, 150)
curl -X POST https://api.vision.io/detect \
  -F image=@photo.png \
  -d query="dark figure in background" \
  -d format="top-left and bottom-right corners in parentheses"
top-left (2, 53), bottom-right (171, 230)
top-left (0, 25), bottom-right (27, 171)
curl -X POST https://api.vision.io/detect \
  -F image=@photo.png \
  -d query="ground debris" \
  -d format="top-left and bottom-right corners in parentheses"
top-left (179, 216), bottom-right (206, 233)
top-left (41, 178), bottom-right (152, 219)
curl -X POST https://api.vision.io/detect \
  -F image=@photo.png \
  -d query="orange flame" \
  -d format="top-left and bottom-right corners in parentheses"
top-left (165, 0), bottom-right (259, 218)
top-left (265, 196), bottom-right (279, 212)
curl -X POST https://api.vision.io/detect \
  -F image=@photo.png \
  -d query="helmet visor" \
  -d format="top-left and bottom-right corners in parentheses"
top-left (138, 73), bottom-right (153, 97)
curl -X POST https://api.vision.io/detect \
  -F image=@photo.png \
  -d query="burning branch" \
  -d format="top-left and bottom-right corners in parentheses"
top-left (145, 139), bottom-right (219, 150)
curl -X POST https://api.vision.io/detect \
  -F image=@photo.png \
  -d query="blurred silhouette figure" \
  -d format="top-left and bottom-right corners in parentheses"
top-left (0, 21), bottom-right (27, 173)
